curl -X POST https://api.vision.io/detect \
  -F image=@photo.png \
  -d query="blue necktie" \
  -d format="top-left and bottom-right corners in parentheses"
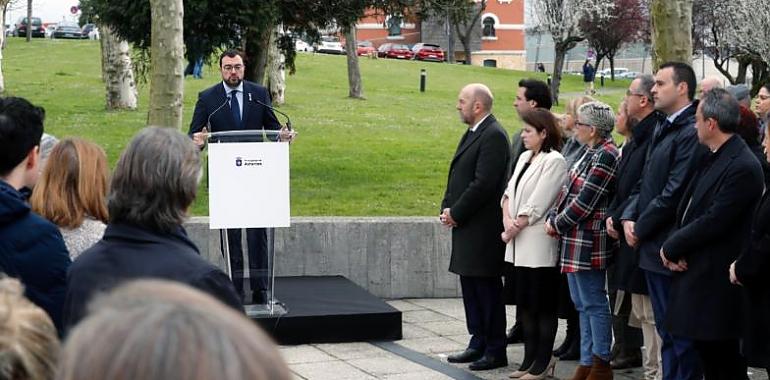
top-left (230, 90), bottom-right (241, 128)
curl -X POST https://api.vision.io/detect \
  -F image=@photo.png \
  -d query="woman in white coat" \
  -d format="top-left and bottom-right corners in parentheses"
top-left (501, 108), bottom-right (568, 379)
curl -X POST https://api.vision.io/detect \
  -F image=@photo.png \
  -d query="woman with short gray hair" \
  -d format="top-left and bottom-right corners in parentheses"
top-left (61, 127), bottom-right (242, 332)
top-left (545, 101), bottom-right (620, 380)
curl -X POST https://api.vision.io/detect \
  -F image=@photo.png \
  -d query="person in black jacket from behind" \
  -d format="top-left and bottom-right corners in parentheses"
top-left (731, 122), bottom-right (770, 378)
top-left (0, 97), bottom-right (71, 335)
top-left (606, 75), bottom-right (662, 377)
top-left (63, 127), bottom-right (242, 332)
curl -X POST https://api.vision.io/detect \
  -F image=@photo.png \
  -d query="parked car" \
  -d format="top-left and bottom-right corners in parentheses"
top-left (52, 23), bottom-right (86, 39)
top-left (377, 43), bottom-right (413, 59)
top-left (316, 36), bottom-right (345, 55)
top-left (411, 43), bottom-right (444, 62)
top-left (81, 23), bottom-right (99, 39)
top-left (356, 40), bottom-right (376, 56)
top-left (597, 67), bottom-right (630, 77)
top-left (295, 39), bottom-right (313, 52)
top-left (616, 71), bottom-right (639, 79)
top-left (14, 17), bottom-right (45, 38)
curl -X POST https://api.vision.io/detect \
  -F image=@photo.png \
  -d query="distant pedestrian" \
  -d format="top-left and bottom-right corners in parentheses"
top-left (583, 60), bottom-right (596, 95)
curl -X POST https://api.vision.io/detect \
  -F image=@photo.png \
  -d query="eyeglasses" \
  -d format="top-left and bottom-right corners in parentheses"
top-left (626, 90), bottom-right (646, 98)
top-left (222, 64), bottom-right (244, 72)
top-left (575, 122), bottom-right (593, 128)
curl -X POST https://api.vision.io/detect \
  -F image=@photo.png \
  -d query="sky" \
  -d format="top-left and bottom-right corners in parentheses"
top-left (6, 0), bottom-right (80, 25)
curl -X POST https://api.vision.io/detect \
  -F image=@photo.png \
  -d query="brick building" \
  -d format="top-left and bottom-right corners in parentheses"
top-left (354, 0), bottom-right (526, 70)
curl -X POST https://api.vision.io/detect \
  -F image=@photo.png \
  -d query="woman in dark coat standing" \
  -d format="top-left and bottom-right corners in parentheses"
top-left (731, 124), bottom-right (770, 376)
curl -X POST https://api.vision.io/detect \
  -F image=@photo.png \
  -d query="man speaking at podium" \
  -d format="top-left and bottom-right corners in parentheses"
top-left (189, 49), bottom-right (292, 304)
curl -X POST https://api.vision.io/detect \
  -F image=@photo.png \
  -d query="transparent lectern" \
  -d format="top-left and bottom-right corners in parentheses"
top-left (207, 130), bottom-right (289, 317)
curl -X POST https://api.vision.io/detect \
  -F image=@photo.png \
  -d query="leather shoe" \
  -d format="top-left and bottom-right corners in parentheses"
top-left (506, 322), bottom-right (523, 344)
top-left (469, 355), bottom-right (508, 371)
top-left (610, 351), bottom-right (642, 369)
top-left (447, 348), bottom-right (483, 363)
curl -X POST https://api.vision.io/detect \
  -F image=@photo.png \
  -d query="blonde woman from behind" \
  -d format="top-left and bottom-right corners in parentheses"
top-left (0, 277), bottom-right (60, 380)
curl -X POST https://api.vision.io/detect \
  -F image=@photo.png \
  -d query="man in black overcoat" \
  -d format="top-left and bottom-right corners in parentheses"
top-left (441, 83), bottom-right (511, 371)
top-left (660, 88), bottom-right (764, 380)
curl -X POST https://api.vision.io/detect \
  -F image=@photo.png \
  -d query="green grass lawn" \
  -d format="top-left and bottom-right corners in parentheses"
top-left (3, 38), bottom-right (629, 216)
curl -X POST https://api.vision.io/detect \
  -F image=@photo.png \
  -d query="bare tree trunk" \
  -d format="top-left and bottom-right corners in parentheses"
top-left (551, 44), bottom-right (568, 104)
top-left (148, 0), bottom-right (184, 129)
top-left (736, 56), bottom-right (751, 84)
top-left (446, 18), bottom-right (455, 64)
top-left (25, 0), bottom-right (30, 42)
top-left (342, 27), bottom-right (363, 99)
top-left (266, 28), bottom-right (285, 105)
top-left (244, 27), bottom-right (271, 85)
top-left (650, 0), bottom-right (693, 70)
top-left (0, 0), bottom-right (9, 93)
top-left (609, 54), bottom-right (616, 81)
top-left (101, 25), bottom-right (137, 110)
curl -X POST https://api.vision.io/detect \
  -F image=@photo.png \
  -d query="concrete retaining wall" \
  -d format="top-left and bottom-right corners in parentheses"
top-left (184, 217), bottom-right (461, 298)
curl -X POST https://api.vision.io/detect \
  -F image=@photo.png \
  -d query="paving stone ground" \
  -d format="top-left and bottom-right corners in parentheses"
top-left (280, 298), bottom-right (770, 380)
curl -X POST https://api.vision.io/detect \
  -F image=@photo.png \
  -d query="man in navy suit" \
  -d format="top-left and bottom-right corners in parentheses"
top-left (189, 49), bottom-right (292, 304)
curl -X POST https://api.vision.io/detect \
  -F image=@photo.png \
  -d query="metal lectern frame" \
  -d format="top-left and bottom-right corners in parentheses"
top-left (207, 129), bottom-right (287, 318)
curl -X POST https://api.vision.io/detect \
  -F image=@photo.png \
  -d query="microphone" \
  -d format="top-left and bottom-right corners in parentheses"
top-left (253, 97), bottom-right (292, 131)
top-left (207, 94), bottom-right (232, 132)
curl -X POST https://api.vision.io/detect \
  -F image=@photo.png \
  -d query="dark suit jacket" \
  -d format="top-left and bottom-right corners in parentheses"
top-left (662, 135), bottom-right (764, 341)
top-left (622, 102), bottom-right (706, 275)
top-left (188, 81), bottom-right (281, 135)
top-left (607, 111), bottom-right (661, 293)
top-left (62, 223), bottom-right (243, 333)
top-left (735, 191), bottom-right (770, 367)
top-left (442, 115), bottom-right (511, 277)
top-left (0, 180), bottom-right (70, 334)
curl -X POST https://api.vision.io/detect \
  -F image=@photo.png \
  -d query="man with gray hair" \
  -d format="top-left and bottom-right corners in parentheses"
top-left (442, 83), bottom-right (511, 371)
top-left (606, 74), bottom-right (663, 377)
top-left (620, 62), bottom-right (704, 379)
top-left (698, 76), bottom-right (722, 98)
top-left (660, 88), bottom-right (763, 379)
top-left (62, 127), bottom-right (242, 332)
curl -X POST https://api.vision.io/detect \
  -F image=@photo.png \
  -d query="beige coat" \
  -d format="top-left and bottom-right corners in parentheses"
top-left (502, 149), bottom-right (567, 267)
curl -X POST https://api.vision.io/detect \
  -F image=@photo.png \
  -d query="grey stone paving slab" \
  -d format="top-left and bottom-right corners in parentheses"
top-left (396, 336), bottom-right (465, 355)
top-left (402, 309), bottom-right (455, 323)
top-left (387, 299), bottom-right (424, 312)
top-left (381, 371), bottom-right (454, 380)
top-left (402, 323), bottom-right (440, 339)
top-left (279, 345), bottom-right (336, 364)
top-left (347, 356), bottom-right (429, 376)
top-left (290, 360), bottom-right (379, 380)
top-left (315, 342), bottom-right (391, 360)
top-left (418, 320), bottom-right (468, 336)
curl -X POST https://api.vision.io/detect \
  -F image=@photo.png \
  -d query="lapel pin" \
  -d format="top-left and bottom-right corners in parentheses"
top-left (248, 93), bottom-right (252, 102)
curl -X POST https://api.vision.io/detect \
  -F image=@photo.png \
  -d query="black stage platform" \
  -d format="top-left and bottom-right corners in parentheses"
top-left (253, 276), bottom-right (402, 345)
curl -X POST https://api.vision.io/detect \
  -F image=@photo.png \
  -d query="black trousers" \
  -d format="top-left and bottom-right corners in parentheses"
top-left (222, 228), bottom-right (268, 297)
top-left (460, 275), bottom-right (507, 358)
top-left (693, 339), bottom-right (748, 380)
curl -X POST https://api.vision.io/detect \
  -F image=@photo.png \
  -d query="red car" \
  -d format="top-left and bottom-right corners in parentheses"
top-left (411, 43), bottom-right (445, 62)
top-left (377, 43), bottom-right (414, 59)
top-left (356, 40), bottom-right (376, 56)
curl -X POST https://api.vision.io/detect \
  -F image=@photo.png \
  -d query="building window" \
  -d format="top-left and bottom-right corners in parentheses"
top-left (482, 16), bottom-right (496, 37)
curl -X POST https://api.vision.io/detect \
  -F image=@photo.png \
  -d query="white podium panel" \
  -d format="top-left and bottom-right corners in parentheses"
top-left (208, 142), bottom-right (290, 229)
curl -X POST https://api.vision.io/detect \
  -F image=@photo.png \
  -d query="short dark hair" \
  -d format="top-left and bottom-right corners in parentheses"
top-left (519, 108), bottom-right (562, 152)
top-left (700, 87), bottom-right (740, 133)
top-left (219, 49), bottom-right (243, 67)
top-left (0, 97), bottom-right (45, 176)
top-left (108, 127), bottom-right (201, 233)
top-left (659, 62), bottom-right (697, 101)
top-left (518, 79), bottom-right (553, 110)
